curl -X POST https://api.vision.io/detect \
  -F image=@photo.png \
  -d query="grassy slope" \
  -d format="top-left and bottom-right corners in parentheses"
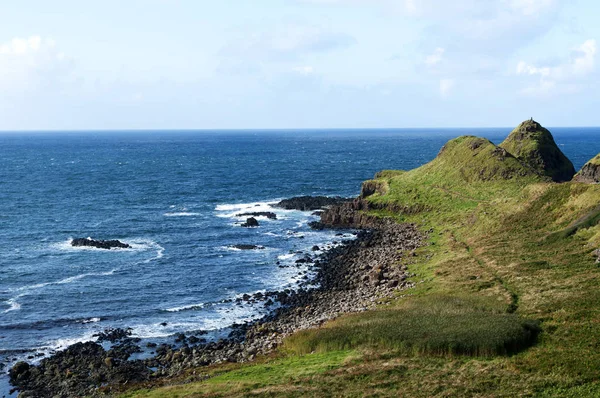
top-left (122, 136), bottom-right (600, 398)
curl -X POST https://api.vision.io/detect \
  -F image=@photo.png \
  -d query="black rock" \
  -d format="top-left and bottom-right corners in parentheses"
top-left (71, 237), bottom-right (131, 250)
top-left (241, 217), bottom-right (259, 228)
top-left (93, 328), bottom-right (133, 343)
top-left (231, 244), bottom-right (265, 250)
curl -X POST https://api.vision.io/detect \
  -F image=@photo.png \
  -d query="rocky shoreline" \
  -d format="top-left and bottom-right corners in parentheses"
top-left (9, 197), bottom-right (425, 397)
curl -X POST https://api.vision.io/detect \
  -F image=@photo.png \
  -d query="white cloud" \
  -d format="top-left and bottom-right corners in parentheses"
top-left (292, 65), bottom-right (314, 75)
top-left (517, 39), bottom-right (597, 96)
top-left (439, 78), bottom-right (455, 97)
top-left (425, 48), bottom-right (445, 66)
top-left (0, 36), bottom-right (72, 92)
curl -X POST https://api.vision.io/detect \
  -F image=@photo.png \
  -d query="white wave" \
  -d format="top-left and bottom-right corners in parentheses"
top-left (165, 303), bottom-right (205, 312)
top-left (215, 201), bottom-right (281, 218)
top-left (81, 317), bottom-right (101, 324)
top-left (163, 212), bottom-right (200, 217)
top-left (277, 253), bottom-right (296, 260)
top-left (12, 270), bottom-right (116, 293)
top-left (3, 296), bottom-right (22, 313)
top-left (38, 331), bottom-right (99, 354)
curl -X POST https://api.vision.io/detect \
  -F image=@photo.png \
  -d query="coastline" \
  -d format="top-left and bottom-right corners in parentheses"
top-left (8, 198), bottom-right (425, 397)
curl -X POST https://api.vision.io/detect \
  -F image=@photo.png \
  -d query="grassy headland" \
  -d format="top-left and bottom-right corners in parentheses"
top-left (123, 121), bottom-right (600, 397)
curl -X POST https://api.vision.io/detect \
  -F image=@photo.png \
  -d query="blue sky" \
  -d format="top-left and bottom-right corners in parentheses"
top-left (0, 0), bottom-right (598, 129)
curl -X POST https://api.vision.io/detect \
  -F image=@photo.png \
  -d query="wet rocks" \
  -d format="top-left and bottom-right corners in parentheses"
top-left (231, 244), bottom-right (265, 250)
top-left (274, 196), bottom-right (350, 211)
top-left (241, 217), bottom-right (259, 228)
top-left (94, 327), bottom-right (133, 343)
top-left (71, 237), bottom-right (131, 250)
top-left (236, 212), bottom-right (277, 219)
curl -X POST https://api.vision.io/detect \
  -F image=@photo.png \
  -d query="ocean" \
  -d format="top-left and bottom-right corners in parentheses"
top-left (1, 127), bottom-right (599, 393)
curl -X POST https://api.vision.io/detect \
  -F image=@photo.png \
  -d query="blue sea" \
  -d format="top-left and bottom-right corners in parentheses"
top-left (1, 127), bottom-right (599, 393)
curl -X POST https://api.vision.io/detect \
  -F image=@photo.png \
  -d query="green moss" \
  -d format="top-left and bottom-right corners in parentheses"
top-left (499, 119), bottom-right (575, 182)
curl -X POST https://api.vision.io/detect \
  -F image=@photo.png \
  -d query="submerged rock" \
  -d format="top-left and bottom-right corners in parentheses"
top-left (499, 119), bottom-right (575, 182)
top-left (71, 237), bottom-right (131, 250)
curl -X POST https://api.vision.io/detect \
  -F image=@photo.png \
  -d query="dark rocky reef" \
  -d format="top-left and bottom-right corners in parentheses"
top-left (71, 237), bottom-right (131, 250)
top-left (274, 196), bottom-right (350, 211)
top-left (236, 211), bottom-right (277, 219)
top-left (574, 154), bottom-right (600, 184)
top-left (499, 119), bottom-right (575, 182)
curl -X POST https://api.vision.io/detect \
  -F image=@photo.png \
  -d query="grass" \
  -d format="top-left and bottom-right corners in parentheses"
top-left (284, 295), bottom-right (540, 357)
top-left (121, 126), bottom-right (600, 397)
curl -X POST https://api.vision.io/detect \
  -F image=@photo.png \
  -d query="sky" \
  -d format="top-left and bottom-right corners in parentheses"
top-left (0, 0), bottom-right (598, 130)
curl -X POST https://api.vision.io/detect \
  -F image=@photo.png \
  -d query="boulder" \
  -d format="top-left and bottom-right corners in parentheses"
top-left (71, 237), bottom-right (131, 250)
top-left (241, 217), bottom-right (259, 228)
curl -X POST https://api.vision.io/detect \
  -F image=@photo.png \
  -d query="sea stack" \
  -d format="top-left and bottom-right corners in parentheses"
top-left (499, 119), bottom-right (575, 182)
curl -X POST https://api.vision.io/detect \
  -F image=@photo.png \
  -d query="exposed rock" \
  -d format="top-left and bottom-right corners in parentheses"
top-left (241, 217), bottom-right (259, 228)
top-left (231, 244), bottom-right (265, 250)
top-left (499, 119), bottom-right (575, 182)
top-left (93, 327), bottom-right (132, 343)
top-left (236, 212), bottom-right (277, 219)
top-left (360, 180), bottom-right (389, 199)
top-left (274, 196), bottom-right (350, 211)
top-left (594, 249), bottom-right (600, 263)
top-left (71, 237), bottom-right (131, 250)
top-left (574, 154), bottom-right (600, 183)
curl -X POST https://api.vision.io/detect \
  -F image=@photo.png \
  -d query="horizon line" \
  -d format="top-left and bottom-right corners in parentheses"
top-left (1, 125), bottom-right (599, 133)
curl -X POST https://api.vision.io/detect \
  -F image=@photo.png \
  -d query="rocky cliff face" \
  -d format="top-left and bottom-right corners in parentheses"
top-left (574, 154), bottom-right (600, 184)
top-left (499, 119), bottom-right (575, 182)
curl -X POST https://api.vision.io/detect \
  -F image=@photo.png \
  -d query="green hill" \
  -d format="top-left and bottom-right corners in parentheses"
top-left (121, 122), bottom-right (600, 398)
top-left (499, 119), bottom-right (575, 182)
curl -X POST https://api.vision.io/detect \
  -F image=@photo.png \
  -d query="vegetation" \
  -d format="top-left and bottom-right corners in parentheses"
top-left (123, 121), bottom-right (600, 397)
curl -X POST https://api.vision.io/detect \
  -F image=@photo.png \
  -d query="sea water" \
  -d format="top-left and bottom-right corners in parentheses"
top-left (1, 128), bottom-right (599, 394)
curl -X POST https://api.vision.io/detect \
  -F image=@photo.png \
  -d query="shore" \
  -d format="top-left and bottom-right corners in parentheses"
top-left (9, 198), bottom-right (425, 397)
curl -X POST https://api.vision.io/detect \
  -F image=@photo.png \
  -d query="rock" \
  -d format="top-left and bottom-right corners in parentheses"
top-left (231, 244), bottom-right (265, 250)
top-left (274, 196), bottom-right (350, 211)
top-left (236, 212), bottom-right (277, 219)
top-left (93, 327), bottom-right (133, 343)
top-left (241, 217), bottom-right (259, 228)
top-left (311, 245), bottom-right (320, 251)
top-left (499, 119), bottom-right (575, 182)
top-left (9, 361), bottom-right (30, 381)
top-left (574, 154), bottom-right (600, 183)
top-left (71, 237), bottom-right (131, 250)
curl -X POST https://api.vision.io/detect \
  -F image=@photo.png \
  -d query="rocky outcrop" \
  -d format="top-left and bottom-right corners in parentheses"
top-left (499, 119), bottom-right (575, 182)
top-left (274, 196), bottom-right (350, 211)
top-left (360, 180), bottom-right (389, 199)
top-left (71, 238), bottom-right (131, 250)
top-left (574, 154), bottom-right (600, 183)
top-left (241, 217), bottom-right (259, 228)
top-left (236, 212), bottom-right (277, 219)
top-left (310, 199), bottom-right (430, 230)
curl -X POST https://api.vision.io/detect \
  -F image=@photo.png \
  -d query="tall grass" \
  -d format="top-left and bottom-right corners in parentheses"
top-left (284, 295), bottom-right (540, 357)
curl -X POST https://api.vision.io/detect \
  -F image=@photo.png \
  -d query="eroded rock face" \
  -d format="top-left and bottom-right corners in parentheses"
top-left (71, 237), bottom-right (131, 250)
top-left (499, 119), bottom-right (575, 182)
top-left (574, 154), bottom-right (600, 183)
